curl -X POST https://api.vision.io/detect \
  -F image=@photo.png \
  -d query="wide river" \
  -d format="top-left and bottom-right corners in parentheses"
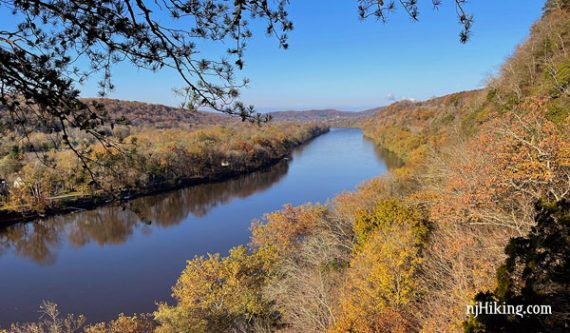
top-left (0, 128), bottom-right (397, 326)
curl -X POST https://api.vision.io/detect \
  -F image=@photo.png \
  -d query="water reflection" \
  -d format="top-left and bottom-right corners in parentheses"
top-left (0, 161), bottom-right (288, 265)
top-left (373, 147), bottom-right (404, 169)
top-left (0, 222), bottom-right (62, 265)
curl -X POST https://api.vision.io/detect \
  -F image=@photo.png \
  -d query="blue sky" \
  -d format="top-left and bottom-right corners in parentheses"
top-left (79, 0), bottom-right (545, 112)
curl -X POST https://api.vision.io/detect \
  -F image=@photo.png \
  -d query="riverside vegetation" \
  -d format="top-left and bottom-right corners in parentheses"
top-left (2, 1), bottom-right (570, 333)
top-left (0, 118), bottom-right (328, 220)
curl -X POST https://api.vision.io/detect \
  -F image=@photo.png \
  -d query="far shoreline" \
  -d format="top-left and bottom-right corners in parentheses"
top-left (0, 127), bottom-right (330, 226)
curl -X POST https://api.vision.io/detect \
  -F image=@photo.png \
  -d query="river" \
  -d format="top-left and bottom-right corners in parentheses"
top-left (0, 128), bottom-right (398, 326)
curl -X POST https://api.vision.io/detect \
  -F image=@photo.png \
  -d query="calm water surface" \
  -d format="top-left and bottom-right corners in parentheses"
top-left (0, 128), bottom-right (397, 326)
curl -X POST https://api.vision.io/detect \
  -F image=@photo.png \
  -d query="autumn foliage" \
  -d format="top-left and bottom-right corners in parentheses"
top-left (3, 1), bottom-right (570, 333)
top-left (0, 122), bottom-right (327, 214)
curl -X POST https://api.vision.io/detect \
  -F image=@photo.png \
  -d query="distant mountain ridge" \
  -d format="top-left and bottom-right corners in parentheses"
top-left (267, 108), bottom-right (382, 122)
top-left (78, 99), bottom-right (386, 126)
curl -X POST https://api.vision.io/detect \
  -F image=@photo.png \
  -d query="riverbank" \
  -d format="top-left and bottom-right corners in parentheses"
top-left (0, 159), bottom-right (281, 224)
top-left (0, 125), bottom-right (329, 225)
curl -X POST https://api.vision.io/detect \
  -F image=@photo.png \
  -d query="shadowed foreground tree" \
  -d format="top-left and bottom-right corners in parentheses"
top-left (0, 0), bottom-right (293, 183)
top-left (465, 199), bottom-right (570, 333)
top-left (0, 0), bottom-right (292, 139)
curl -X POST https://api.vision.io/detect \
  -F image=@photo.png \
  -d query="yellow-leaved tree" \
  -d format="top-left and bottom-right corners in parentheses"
top-left (154, 245), bottom-right (280, 333)
top-left (332, 199), bottom-right (427, 333)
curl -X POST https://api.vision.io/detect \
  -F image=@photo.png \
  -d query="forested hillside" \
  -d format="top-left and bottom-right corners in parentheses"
top-left (2, 1), bottom-right (569, 333)
top-left (357, 5), bottom-right (570, 324)
top-left (82, 99), bottom-right (233, 129)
